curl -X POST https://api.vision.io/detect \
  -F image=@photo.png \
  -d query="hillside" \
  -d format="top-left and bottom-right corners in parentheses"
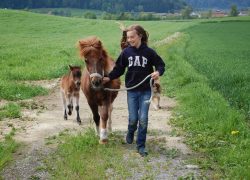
top-left (185, 0), bottom-right (250, 9)
top-left (0, 0), bottom-right (186, 13)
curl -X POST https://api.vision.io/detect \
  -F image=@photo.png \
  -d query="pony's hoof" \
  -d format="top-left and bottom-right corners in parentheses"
top-left (64, 116), bottom-right (67, 120)
top-left (68, 112), bottom-right (72, 116)
top-left (99, 139), bottom-right (108, 144)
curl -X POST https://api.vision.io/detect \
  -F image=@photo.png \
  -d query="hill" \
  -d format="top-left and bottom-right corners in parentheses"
top-left (185, 0), bottom-right (250, 9)
top-left (0, 0), bottom-right (186, 13)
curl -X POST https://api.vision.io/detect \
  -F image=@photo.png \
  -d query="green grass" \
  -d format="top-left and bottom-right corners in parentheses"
top-left (0, 103), bottom-right (21, 120)
top-left (29, 8), bottom-right (104, 18)
top-left (0, 9), bottom-right (197, 101)
top-left (0, 128), bottom-right (19, 172)
top-left (47, 128), bottom-right (130, 179)
top-left (184, 20), bottom-right (250, 120)
top-left (157, 34), bottom-right (250, 178)
top-left (0, 81), bottom-right (47, 101)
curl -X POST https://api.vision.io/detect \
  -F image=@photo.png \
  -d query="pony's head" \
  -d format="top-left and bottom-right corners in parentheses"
top-left (69, 65), bottom-right (82, 88)
top-left (78, 36), bottom-right (108, 89)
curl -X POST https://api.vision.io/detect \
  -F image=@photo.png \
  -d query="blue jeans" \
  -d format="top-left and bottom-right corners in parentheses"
top-left (127, 90), bottom-right (151, 149)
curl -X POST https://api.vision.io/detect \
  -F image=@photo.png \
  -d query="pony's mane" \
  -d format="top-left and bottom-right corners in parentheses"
top-left (78, 36), bottom-right (108, 59)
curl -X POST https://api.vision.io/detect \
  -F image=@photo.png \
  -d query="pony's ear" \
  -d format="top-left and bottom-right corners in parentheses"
top-left (115, 21), bottom-right (126, 31)
top-left (77, 41), bottom-right (83, 58)
top-left (69, 65), bottom-right (73, 70)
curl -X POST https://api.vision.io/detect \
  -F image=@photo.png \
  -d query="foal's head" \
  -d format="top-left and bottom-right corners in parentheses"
top-left (69, 65), bottom-right (82, 88)
top-left (78, 36), bottom-right (108, 89)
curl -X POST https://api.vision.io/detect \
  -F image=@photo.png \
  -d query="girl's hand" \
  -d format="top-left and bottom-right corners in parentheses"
top-left (151, 71), bottom-right (160, 80)
top-left (102, 77), bottom-right (110, 84)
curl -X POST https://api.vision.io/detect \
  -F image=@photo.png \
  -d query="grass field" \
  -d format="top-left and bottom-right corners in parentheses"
top-left (0, 9), bottom-right (197, 102)
top-left (0, 9), bottom-right (250, 178)
top-left (29, 8), bottom-right (104, 18)
top-left (184, 20), bottom-right (250, 120)
top-left (157, 22), bottom-right (250, 177)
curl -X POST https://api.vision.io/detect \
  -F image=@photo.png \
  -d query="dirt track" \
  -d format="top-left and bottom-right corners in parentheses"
top-left (0, 77), bottom-right (205, 179)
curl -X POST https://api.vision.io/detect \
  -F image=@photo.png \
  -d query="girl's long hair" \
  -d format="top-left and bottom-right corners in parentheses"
top-left (120, 24), bottom-right (149, 50)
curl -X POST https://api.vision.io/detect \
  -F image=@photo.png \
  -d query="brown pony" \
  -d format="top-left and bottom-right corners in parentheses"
top-left (78, 36), bottom-right (121, 144)
top-left (60, 65), bottom-right (82, 124)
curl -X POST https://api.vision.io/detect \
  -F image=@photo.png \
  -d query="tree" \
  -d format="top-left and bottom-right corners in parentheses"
top-left (181, 6), bottom-right (192, 19)
top-left (84, 11), bottom-right (97, 19)
top-left (201, 9), bottom-right (212, 19)
top-left (0, 0), bottom-right (187, 13)
top-left (230, 4), bottom-right (239, 16)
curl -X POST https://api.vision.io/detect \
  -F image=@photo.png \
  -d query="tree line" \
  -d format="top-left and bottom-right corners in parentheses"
top-left (185, 0), bottom-right (250, 9)
top-left (0, 0), bottom-right (187, 13)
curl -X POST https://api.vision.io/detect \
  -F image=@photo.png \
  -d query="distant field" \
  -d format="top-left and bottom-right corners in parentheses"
top-left (184, 20), bottom-right (250, 119)
top-left (0, 9), bottom-right (197, 100)
top-left (29, 8), bottom-right (104, 18)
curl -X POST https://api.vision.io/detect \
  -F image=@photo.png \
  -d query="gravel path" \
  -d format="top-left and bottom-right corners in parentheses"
top-left (1, 77), bottom-right (206, 179)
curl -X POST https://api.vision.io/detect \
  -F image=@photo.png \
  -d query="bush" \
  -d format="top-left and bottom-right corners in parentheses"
top-left (84, 11), bottom-right (97, 19)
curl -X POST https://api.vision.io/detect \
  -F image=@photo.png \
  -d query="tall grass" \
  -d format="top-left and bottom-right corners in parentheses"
top-left (184, 21), bottom-right (250, 120)
top-left (0, 103), bottom-right (21, 120)
top-left (0, 128), bottom-right (19, 172)
top-left (157, 34), bottom-right (250, 178)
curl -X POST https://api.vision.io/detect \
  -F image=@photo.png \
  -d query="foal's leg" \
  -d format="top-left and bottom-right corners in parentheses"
top-left (99, 104), bottom-right (109, 144)
top-left (158, 96), bottom-right (161, 109)
top-left (67, 94), bottom-right (73, 115)
top-left (75, 93), bottom-right (81, 124)
top-left (61, 90), bottom-right (67, 120)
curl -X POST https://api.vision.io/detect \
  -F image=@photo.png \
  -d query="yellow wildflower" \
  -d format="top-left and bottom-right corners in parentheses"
top-left (231, 130), bottom-right (239, 135)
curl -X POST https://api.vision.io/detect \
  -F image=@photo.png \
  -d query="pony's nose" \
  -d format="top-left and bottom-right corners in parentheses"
top-left (76, 81), bottom-right (81, 86)
top-left (92, 78), bottom-right (102, 87)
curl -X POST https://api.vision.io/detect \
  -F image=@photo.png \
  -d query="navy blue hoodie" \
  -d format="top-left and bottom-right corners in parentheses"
top-left (109, 43), bottom-right (165, 91)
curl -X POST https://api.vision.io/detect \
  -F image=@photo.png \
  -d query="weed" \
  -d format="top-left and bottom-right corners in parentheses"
top-left (0, 103), bottom-right (21, 120)
top-left (0, 128), bottom-right (19, 171)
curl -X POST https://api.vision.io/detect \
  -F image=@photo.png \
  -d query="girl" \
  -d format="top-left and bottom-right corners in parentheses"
top-left (103, 24), bottom-right (165, 157)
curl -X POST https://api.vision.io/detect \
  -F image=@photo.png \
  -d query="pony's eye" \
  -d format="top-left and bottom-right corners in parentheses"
top-left (85, 59), bottom-right (88, 63)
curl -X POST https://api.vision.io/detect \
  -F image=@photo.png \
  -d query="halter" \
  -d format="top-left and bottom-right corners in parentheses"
top-left (89, 72), bottom-right (103, 79)
top-left (86, 57), bottom-right (105, 79)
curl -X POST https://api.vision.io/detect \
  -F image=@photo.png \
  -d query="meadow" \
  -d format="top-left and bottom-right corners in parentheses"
top-left (158, 19), bottom-right (250, 177)
top-left (0, 9), bottom-right (197, 115)
top-left (29, 8), bottom-right (104, 18)
top-left (0, 9), bottom-right (250, 179)
top-left (184, 20), bottom-right (250, 120)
